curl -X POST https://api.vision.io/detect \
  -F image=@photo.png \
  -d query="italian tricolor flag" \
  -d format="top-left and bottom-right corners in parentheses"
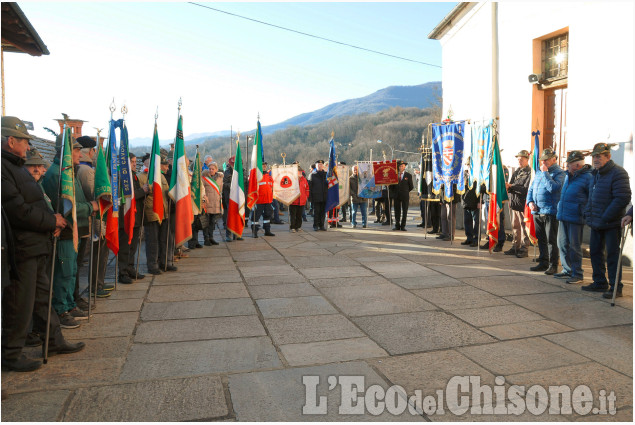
top-left (486, 136), bottom-right (508, 251)
top-left (246, 120), bottom-right (263, 210)
top-left (168, 115), bottom-right (193, 247)
top-left (148, 122), bottom-right (164, 223)
top-left (227, 139), bottom-right (245, 237)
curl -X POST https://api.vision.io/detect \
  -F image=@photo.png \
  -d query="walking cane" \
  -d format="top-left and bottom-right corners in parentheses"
top-left (87, 216), bottom-right (94, 322)
top-left (135, 211), bottom-right (145, 279)
top-left (611, 223), bottom-right (631, 307)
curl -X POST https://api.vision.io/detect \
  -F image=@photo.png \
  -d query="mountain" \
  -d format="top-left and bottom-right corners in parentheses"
top-left (260, 81), bottom-right (440, 134)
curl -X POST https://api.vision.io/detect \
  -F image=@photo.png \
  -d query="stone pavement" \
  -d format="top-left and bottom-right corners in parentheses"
top-left (2, 212), bottom-right (633, 421)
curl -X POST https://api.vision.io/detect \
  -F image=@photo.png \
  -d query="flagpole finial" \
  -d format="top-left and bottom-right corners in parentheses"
top-left (257, 112), bottom-right (260, 121)
top-left (110, 98), bottom-right (116, 113)
top-left (236, 131), bottom-right (240, 143)
top-left (281, 152), bottom-right (286, 165)
top-left (331, 131), bottom-right (335, 139)
top-left (178, 97), bottom-right (182, 111)
top-left (121, 104), bottom-right (128, 117)
top-left (155, 106), bottom-right (159, 121)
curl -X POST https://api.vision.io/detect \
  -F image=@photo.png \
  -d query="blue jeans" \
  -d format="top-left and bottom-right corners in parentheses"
top-left (272, 200), bottom-right (281, 222)
top-left (590, 227), bottom-right (623, 288)
top-left (557, 221), bottom-right (584, 278)
top-left (351, 202), bottom-right (367, 226)
top-left (463, 208), bottom-right (479, 242)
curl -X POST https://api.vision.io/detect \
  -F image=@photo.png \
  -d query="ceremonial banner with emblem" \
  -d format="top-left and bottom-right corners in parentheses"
top-left (272, 163), bottom-right (300, 206)
top-left (468, 120), bottom-right (495, 195)
top-left (325, 138), bottom-right (339, 211)
top-left (357, 162), bottom-right (382, 198)
top-left (105, 119), bottom-right (119, 255)
top-left (419, 148), bottom-right (440, 202)
top-left (431, 122), bottom-right (465, 201)
top-left (117, 119), bottom-right (136, 244)
top-left (334, 164), bottom-right (350, 207)
top-left (372, 160), bottom-right (398, 185)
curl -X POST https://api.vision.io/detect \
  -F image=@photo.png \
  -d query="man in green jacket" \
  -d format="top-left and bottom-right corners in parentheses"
top-left (41, 135), bottom-right (98, 328)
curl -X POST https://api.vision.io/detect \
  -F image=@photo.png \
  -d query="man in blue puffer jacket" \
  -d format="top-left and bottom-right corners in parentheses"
top-left (526, 148), bottom-right (566, 274)
top-left (555, 151), bottom-right (593, 284)
top-left (581, 143), bottom-right (631, 298)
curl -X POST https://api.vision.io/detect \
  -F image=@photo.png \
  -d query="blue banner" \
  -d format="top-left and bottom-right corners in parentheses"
top-left (358, 162), bottom-right (382, 199)
top-left (432, 122), bottom-right (465, 201)
top-left (325, 138), bottom-right (339, 211)
top-left (468, 120), bottom-right (494, 194)
top-left (107, 119), bottom-right (119, 214)
top-left (116, 119), bottom-right (133, 200)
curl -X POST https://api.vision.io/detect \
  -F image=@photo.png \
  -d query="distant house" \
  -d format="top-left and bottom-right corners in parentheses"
top-left (428, 1), bottom-right (633, 183)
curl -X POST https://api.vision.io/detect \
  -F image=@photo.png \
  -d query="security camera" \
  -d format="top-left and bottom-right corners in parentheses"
top-left (528, 74), bottom-right (541, 84)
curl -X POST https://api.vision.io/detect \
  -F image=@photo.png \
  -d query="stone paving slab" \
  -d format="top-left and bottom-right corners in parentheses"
top-left (147, 282), bottom-right (249, 302)
top-left (234, 259), bottom-right (288, 269)
top-left (321, 283), bottom-right (437, 316)
top-left (248, 282), bottom-right (320, 299)
top-left (452, 305), bottom-right (544, 328)
top-left (280, 337), bottom-right (388, 366)
top-left (1, 390), bottom-right (71, 421)
top-left (286, 255), bottom-right (360, 268)
top-left (106, 289), bottom-right (147, 299)
top-left (63, 375), bottom-right (228, 421)
top-left (114, 280), bottom-right (150, 291)
top-left (366, 261), bottom-right (440, 279)
top-left (480, 320), bottom-right (574, 340)
top-left (239, 264), bottom-right (297, 278)
top-left (134, 315), bottom-right (266, 343)
top-left (310, 275), bottom-right (392, 288)
top-left (457, 337), bottom-right (589, 376)
top-left (62, 312), bottom-right (139, 339)
top-left (300, 266), bottom-right (377, 279)
top-left (91, 297), bottom-right (144, 314)
top-left (141, 298), bottom-right (256, 321)
top-left (228, 361), bottom-right (421, 421)
top-left (244, 272), bottom-right (308, 286)
top-left (461, 275), bottom-right (564, 296)
top-left (172, 261), bottom-right (237, 273)
top-left (544, 325), bottom-right (633, 377)
top-left (119, 337), bottom-right (281, 380)
top-left (412, 286), bottom-right (511, 311)
top-left (427, 264), bottom-right (516, 278)
top-left (265, 314), bottom-right (364, 345)
top-left (278, 248), bottom-right (334, 257)
top-left (353, 311), bottom-right (496, 355)
top-left (231, 250), bottom-right (284, 262)
top-left (256, 296), bottom-right (338, 318)
top-left (391, 274), bottom-right (464, 290)
top-left (152, 270), bottom-right (243, 285)
top-left (26, 336), bottom-right (131, 362)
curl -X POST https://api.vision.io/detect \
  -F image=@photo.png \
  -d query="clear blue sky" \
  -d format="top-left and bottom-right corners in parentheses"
top-left (5, 1), bottom-right (456, 145)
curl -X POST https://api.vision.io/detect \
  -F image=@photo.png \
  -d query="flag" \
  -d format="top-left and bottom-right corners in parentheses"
top-left (486, 136), bottom-right (509, 251)
top-left (105, 119), bottom-right (119, 255)
top-left (431, 122), bottom-right (466, 201)
top-left (191, 150), bottom-right (203, 215)
top-left (372, 160), bottom-right (398, 185)
top-left (325, 137), bottom-right (339, 211)
top-left (168, 115), bottom-right (194, 247)
top-left (357, 161), bottom-right (382, 198)
top-left (246, 120), bottom-right (264, 209)
top-left (335, 164), bottom-right (350, 207)
top-left (524, 130), bottom-right (540, 245)
top-left (469, 121), bottom-right (495, 195)
top-left (227, 138), bottom-right (245, 237)
top-left (118, 120), bottom-right (136, 244)
top-left (94, 141), bottom-right (112, 219)
top-left (59, 126), bottom-right (79, 251)
top-left (272, 163), bottom-right (300, 206)
top-left (149, 122), bottom-right (164, 223)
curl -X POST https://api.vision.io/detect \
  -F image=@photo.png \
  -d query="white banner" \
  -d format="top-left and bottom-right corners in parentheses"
top-left (357, 161), bottom-right (382, 198)
top-left (272, 164), bottom-right (300, 206)
top-left (335, 164), bottom-right (350, 207)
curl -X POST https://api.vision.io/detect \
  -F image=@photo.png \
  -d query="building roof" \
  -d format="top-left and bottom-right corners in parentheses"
top-left (30, 136), bottom-right (56, 165)
top-left (1, 2), bottom-right (49, 56)
top-left (427, 2), bottom-right (472, 40)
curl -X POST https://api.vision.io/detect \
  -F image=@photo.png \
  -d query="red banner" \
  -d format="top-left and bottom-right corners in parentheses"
top-left (372, 160), bottom-right (398, 185)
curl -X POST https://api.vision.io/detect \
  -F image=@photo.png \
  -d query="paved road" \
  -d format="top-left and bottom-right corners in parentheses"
top-left (2, 212), bottom-right (633, 421)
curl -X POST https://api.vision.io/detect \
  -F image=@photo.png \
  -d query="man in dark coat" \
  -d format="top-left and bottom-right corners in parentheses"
top-left (390, 160), bottom-right (414, 231)
top-left (461, 169), bottom-right (479, 246)
top-left (582, 143), bottom-right (631, 298)
top-left (309, 160), bottom-right (328, 231)
top-left (1, 116), bottom-right (85, 372)
top-left (505, 150), bottom-right (532, 257)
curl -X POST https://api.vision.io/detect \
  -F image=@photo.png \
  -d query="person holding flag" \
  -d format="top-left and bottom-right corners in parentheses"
top-left (485, 136), bottom-right (510, 251)
top-left (309, 160), bottom-right (328, 231)
top-left (201, 161), bottom-right (223, 245)
top-left (325, 138), bottom-right (340, 228)
top-left (42, 130), bottom-right (99, 328)
top-left (504, 150), bottom-right (532, 258)
top-left (226, 138), bottom-right (246, 239)
top-left (251, 162), bottom-right (275, 237)
top-left (168, 115), bottom-right (194, 251)
top-left (247, 119), bottom-right (264, 212)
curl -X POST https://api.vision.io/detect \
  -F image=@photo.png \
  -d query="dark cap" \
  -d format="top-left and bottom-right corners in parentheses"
top-left (315, 159), bottom-right (324, 164)
top-left (159, 148), bottom-right (169, 164)
top-left (76, 136), bottom-right (96, 149)
top-left (262, 161), bottom-right (268, 165)
top-left (228, 155), bottom-right (235, 165)
top-left (538, 148), bottom-right (556, 161)
top-left (515, 150), bottom-right (530, 158)
top-left (55, 133), bottom-right (81, 149)
top-left (590, 143), bottom-right (613, 156)
top-left (397, 159), bottom-right (405, 166)
top-left (1, 116), bottom-right (34, 140)
top-left (566, 150), bottom-right (585, 163)
top-left (339, 161), bottom-right (347, 165)
top-left (24, 147), bottom-right (47, 166)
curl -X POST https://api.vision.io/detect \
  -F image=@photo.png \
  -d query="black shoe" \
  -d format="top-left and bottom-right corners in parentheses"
top-left (340, 219), bottom-right (347, 223)
top-left (314, 227), bottom-right (319, 231)
top-left (25, 332), bottom-right (42, 347)
top-left (272, 220), bottom-right (284, 225)
top-left (553, 271), bottom-right (571, 278)
top-left (236, 237), bottom-right (244, 241)
top-left (504, 248), bottom-right (517, 255)
top-left (165, 265), bottom-right (178, 272)
top-left (470, 241), bottom-right (478, 247)
top-left (461, 240), bottom-right (472, 245)
top-left (480, 242), bottom-right (489, 250)
top-left (436, 234), bottom-right (447, 239)
top-left (441, 236), bottom-right (451, 241)
top-left (544, 266), bottom-right (557, 275)
top-left (603, 288), bottom-right (622, 299)
top-left (319, 227), bottom-right (327, 231)
top-left (204, 239), bottom-right (212, 246)
top-left (210, 239), bottom-right (219, 245)
top-left (566, 276), bottom-right (583, 284)
top-left (400, 228), bottom-right (407, 231)
top-left (417, 223), bottom-right (425, 228)
top-left (76, 298), bottom-right (95, 311)
top-left (374, 219), bottom-right (381, 223)
top-left (493, 245), bottom-right (503, 252)
top-left (382, 222), bottom-right (390, 226)
top-left (195, 243), bottom-right (203, 249)
top-left (392, 226), bottom-right (400, 231)
top-left (59, 312), bottom-right (80, 329)
top-left (581, 282), bottom-right (609, 292)
top-left (46, 340), bottom-right (86, 356)
top-left (264, 231), bottom-right (275, 236)
top-left (118, 274), bottom-right (133, 284)
top-left (530, 264), bottom-right (549, 272)
top-left (1, 355), bottom-right (42, 372)
top-left (148, 268), bottom-right (162, 275)
top-left (91, 288), bottom-right (112, 298)
top-left (516, 249), bottom-right (528, 258)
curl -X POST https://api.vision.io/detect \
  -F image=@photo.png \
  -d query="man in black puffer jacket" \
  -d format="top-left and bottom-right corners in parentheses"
top-left (582, 143), bottom-right (631, 298)
top-left (1, 116), bottom-right (85, 372)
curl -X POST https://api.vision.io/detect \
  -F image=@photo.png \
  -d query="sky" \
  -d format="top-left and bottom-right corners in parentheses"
top-left (5, 1), bottom-right (456, 145)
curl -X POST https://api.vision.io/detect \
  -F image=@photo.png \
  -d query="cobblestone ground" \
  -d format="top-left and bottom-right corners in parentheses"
top-left (2, 212), bottom-right (632, 421)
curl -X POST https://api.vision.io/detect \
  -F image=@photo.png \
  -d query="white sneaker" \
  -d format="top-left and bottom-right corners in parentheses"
top-left (290, 229), bottom-right (296, 233)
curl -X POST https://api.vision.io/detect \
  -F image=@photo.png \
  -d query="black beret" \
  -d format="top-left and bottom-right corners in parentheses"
top-left (76, 136), bottom-right (96, 149)
top-left (315, 160), bottom-right (324, 164)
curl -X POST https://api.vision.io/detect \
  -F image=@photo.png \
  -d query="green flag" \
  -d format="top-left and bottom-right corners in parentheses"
top-left (191, 150), bottom-right (203, 215)
top-left (94, 141), bottom-right (112, 219)
top-left (59, 126), bottom-right (79, 251)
